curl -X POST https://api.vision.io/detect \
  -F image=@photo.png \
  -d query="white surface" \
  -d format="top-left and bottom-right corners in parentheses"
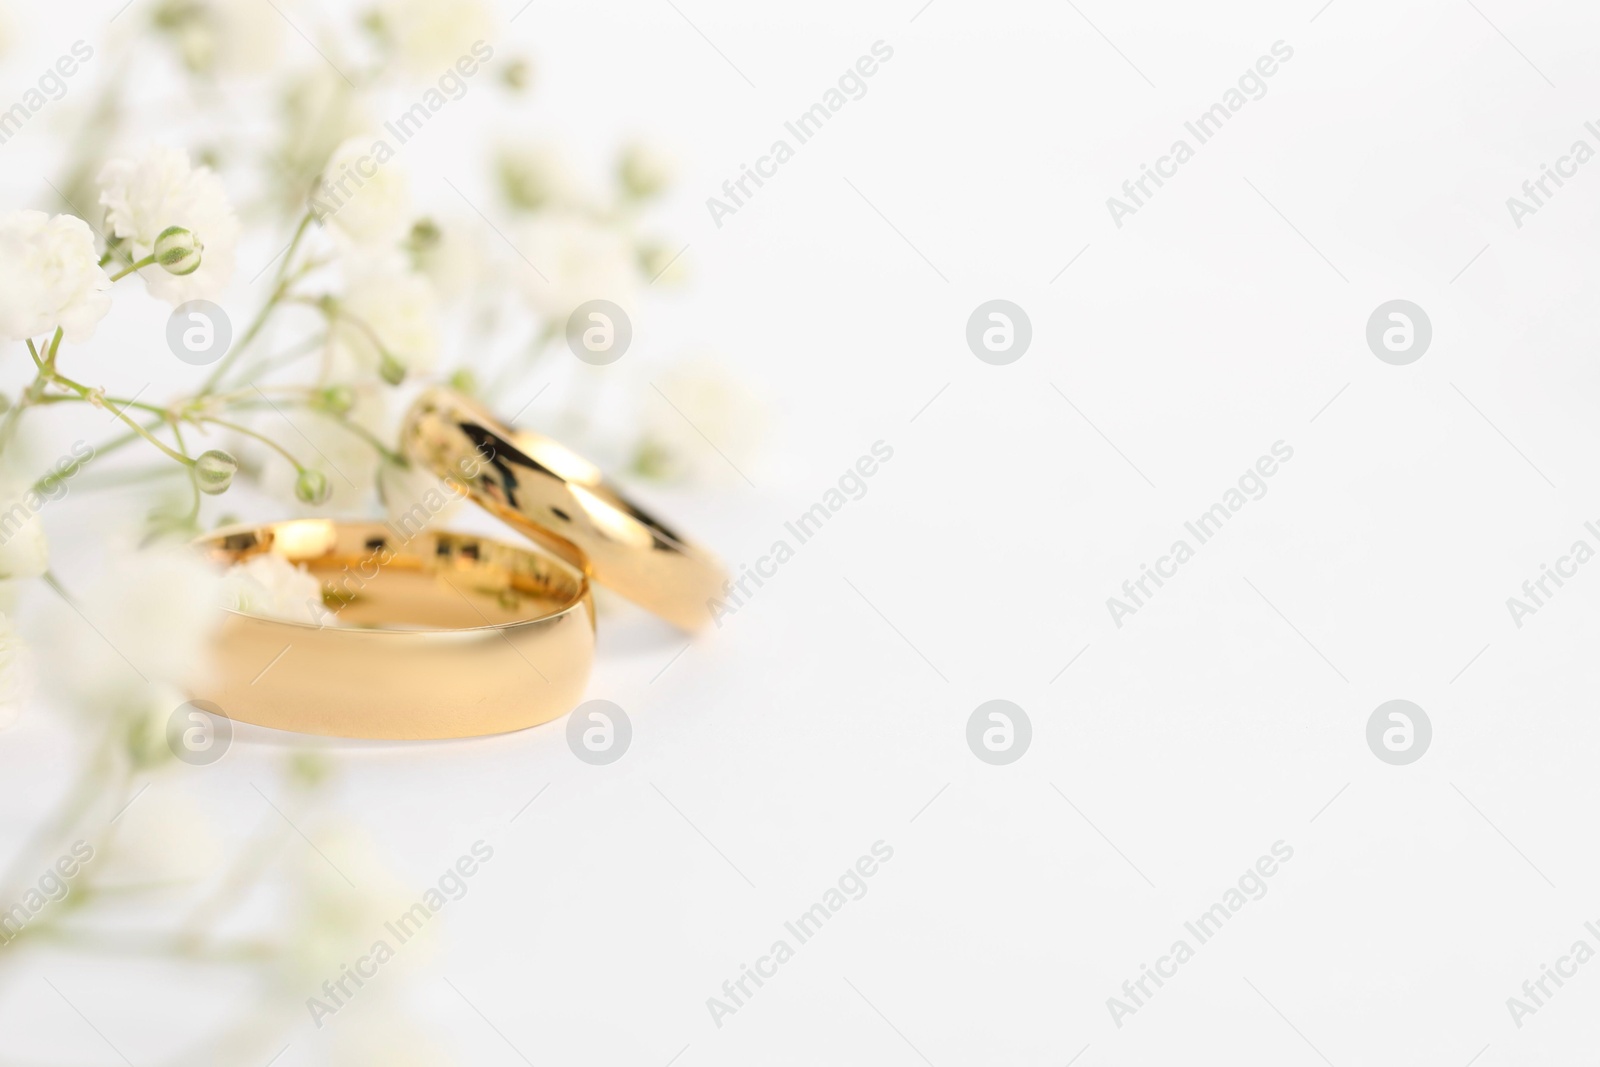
top-left (4, 0), bottom-right (1600, 1064)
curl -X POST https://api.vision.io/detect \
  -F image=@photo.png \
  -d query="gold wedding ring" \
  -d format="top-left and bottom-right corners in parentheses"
top-left (192, 520), bottom-right (594, 739)
top-left (401, 387), bottom-right (728, 632)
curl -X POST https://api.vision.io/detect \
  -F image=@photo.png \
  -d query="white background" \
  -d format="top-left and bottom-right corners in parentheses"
top-left (5, 0), bottom-right (1600, 1064)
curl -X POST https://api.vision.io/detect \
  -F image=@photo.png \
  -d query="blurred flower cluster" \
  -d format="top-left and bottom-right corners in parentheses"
top-left (0, 0), bottom-right (753, 1062)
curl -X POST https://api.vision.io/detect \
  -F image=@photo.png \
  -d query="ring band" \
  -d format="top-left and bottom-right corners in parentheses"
top-left (191, 519), bottom-right (595, 739)
top-left (401, 387), bottom-right (728, 632)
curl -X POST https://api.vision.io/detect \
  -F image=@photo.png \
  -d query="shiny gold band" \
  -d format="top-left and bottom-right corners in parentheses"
top-left (191, 519), bottom-right (595, 739)
top-left (401, 387), bottom-right (728, 632)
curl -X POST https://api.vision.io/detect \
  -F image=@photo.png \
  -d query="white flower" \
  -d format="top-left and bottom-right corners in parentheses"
top-left (0, 486), bottom-right (47, 580)
top-left (376, 0), bottom-right (493, 77)
top-left (0, 211), bottom-right (112, 343)
top-left (222, 554), bottom-right (326, 625)
top-left (329, 266), bottom-right (439, 378)
top-left (99, 147), bottom-right (240, 303)
top-left (517, 212), bottom-right (638, 321)
top-left (315, 136), bottom-right (412, 248)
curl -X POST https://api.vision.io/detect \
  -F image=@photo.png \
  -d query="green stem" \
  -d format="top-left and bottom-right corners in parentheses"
top-left (108, 254), bottom-right (157, 282)
top-left (43, 375), bottom-right (191, 467)
top-left (196, 416), bottom-right (305, 472)
top-left (300, 404), bottom-right (401, 463)
top-left (170, 420), bottom-right (202, 523)
top-left (200, 212), bottom-right (315, 394)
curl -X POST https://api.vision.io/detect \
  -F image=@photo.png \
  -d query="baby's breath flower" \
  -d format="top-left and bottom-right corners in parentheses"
top-left (372, 0), bottom-right (493, 77)
top-left (99, 147), bottom-right (240, 303)
top-left (0, 211), bottom-right (113, 342)
top-left (221, 553), bottom-right (325, 624)
top-left (314, 135), bottom-right (411, 247)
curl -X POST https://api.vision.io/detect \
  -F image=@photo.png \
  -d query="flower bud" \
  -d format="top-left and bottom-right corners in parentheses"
top-left (500, 58), bottom-right (533, 92)
top-left (295, 468), bottom-right (331, 505)
top-left (378, 351), bottom-right (406, 386)
top-left (154, 225), bottom-right (203, 277)
top-left (312, 384), bottom-right (356, 416)
top-left (407, 218), bottom-right (442, 252)
top-left (619, 141), bottom-right (674, 200)
top-left (639, 241), bottom-right (687, 285)
top-left (194, 449), bottom-right (238, 495)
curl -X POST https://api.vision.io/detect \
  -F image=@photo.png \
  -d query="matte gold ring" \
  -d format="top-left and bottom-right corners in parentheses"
top-left (401, 387), bottom-right (728, 632)
top-left (191, 519), bottom-right (595, 739)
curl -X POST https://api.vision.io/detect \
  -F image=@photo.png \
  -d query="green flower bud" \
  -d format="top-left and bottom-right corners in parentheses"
top-left (312, 384), bottom-right (356, 416)
top-left (500, 58), bottom-right (532, 92)
top-left (619, 142), bottom-right (674, 200)
top-left (638, 241), bottom-right (687, 285)
top-left (194, 449), bottom-right (238, 495)
top-left (295, 468), bottom-right (331, 505)
top-left (154, 225), bottom-right (203, 277)
top-left (378, 351), bottom-right (406, 386)
top-left (407, 217), bottom-right (442, 251)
